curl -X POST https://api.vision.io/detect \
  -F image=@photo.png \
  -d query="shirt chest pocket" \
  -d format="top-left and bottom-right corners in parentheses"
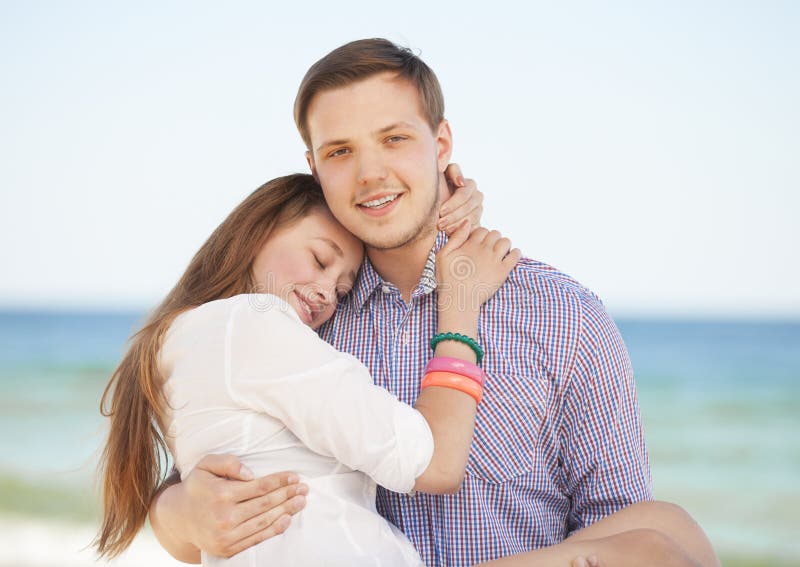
top-left (466, 356), bottom-right (549, 483)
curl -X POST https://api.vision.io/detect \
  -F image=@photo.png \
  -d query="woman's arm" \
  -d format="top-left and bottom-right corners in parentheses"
top-left (146, 166), bottom-right (486, 559)
top-left (411, 305), bottom-right (480, 493)
top-left (413, 224), bottom-right (519, 493)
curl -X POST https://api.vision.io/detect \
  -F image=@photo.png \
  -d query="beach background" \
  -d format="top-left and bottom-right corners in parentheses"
top-left (0, 313), bottom-right (797, 566)
top-left (1, 1), bottom-right (798, 565)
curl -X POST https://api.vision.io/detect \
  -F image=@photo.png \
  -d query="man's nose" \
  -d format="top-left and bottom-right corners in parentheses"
top-left (356, 148), bottom-right (388, 186)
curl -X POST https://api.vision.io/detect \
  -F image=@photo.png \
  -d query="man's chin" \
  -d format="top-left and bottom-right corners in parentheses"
top-left (358, 223), bottom-right (437, 251)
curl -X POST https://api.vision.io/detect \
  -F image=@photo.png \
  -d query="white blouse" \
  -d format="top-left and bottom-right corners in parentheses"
top-left (159, 294), bottom-right (433, 566)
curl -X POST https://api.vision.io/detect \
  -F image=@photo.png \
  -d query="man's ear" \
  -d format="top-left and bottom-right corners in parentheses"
top-left (435, 119), bottom-right (453, 173)
top-left (305, 150), bottom-right (320, 183)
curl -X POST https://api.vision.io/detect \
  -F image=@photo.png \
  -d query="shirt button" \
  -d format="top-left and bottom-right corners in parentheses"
top-left (381, 284), bottom-right (392, 293)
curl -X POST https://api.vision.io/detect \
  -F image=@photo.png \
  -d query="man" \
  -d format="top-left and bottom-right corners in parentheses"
top-left (150, 39), bottom-right (717, 566)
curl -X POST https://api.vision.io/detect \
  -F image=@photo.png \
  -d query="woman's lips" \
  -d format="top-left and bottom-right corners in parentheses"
top-left (293, 291), bottom-right (314, 324)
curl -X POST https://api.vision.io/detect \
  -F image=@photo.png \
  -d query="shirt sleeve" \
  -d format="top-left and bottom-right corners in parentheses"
top-left (222, 296), bottom-right (434, 494)
top-left (560, 292), bottom-right (654, 534)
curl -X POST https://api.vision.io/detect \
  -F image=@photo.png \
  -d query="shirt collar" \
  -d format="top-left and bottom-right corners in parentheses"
top-left (349, 230), bottom-right (449, 312)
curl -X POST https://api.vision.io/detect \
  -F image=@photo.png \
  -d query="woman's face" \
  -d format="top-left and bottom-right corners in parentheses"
top-left (251, 206), bottom-right (364, 329)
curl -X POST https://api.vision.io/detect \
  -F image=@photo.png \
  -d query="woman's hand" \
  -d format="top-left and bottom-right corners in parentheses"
top-left (149, 454), bottom-right (308, 560)
top-left (436, 222), bottom-right (521, 312)
top-left (441, 163), bottom-right (484, 235)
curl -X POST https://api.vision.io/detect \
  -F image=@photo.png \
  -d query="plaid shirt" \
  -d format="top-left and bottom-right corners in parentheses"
top-left (318, 232), bottom-right (652, 566)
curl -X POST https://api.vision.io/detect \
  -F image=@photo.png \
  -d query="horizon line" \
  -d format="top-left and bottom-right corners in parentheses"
top-left (1, 302), bottom-right (799, 323)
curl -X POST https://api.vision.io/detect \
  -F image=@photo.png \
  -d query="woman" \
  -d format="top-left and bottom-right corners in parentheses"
top-left (96, 171), bottom-right (515, 566)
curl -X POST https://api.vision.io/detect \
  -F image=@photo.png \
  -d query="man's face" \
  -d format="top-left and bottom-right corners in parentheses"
top-left (305, 72), bottom-right (452, 250)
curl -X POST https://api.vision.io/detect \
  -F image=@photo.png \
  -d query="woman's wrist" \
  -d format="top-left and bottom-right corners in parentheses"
top-left (435, 291), bottom-right (480, 363)
top-left (437, 298), bottom-right (479, 328)
top-left (435, 324), bottom-right (479, 364)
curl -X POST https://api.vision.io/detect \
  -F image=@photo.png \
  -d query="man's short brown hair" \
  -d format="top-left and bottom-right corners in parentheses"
top-left (294, 38), bottom-right (445, 150)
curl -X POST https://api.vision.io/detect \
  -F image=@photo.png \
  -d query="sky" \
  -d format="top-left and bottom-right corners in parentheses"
top-left (1, 1), bottom-right (798, 317)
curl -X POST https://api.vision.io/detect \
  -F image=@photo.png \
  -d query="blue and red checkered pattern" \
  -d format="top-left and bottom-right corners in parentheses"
top-left (318, 232), bottom-right (652, 566)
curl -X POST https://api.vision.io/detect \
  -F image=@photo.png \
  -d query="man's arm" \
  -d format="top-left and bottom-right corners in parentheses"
top-left (149, 469), bottom-right (200, 563)
top-left (543, 293), bottom-right (718, 566)
top-left (474, 501), bottom-right (719, 567)
top-left (148, 454), bottom-right (308, 560)
top-left (560, 291), bottom-right (653, 529)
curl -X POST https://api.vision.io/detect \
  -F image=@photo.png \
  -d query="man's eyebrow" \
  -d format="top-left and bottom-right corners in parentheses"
top-left (375, 121), bottom-right (417, 135)
top-left (315, 138), bottom-right (349, 153)
top-left (312, 237), bottom-right (344, 258)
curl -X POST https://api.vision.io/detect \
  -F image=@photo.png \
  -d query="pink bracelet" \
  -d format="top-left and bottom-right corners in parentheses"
top-left (425, 356), bottom-right (485, 387)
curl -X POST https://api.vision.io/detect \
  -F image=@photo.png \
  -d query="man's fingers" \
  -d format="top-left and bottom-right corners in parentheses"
top-left (232, 482), bottom-right (309, 525)
top-left (230, 471), bottom-right (301, 502)
top-left (224, 494), bottom-right (308, 555)
top-left (195, 453), bottom-right (253, 481)
top-left (223, 513), bottom-right (293, 558)
top-left (443, 163), bottom-right (465, 188)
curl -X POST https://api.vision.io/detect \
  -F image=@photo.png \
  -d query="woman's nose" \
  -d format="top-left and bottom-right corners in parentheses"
top-left (311, 283), bottom-right (336, 306)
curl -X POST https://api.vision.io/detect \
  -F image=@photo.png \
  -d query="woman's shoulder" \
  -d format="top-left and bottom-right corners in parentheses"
top-left (181, 293), bottom-right (301, 324)
top-left (166, 294), bottom-right (304, 344)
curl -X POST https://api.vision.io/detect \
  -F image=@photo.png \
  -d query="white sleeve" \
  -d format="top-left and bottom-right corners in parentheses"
top-left (223, 296), bottom-right (433, 494)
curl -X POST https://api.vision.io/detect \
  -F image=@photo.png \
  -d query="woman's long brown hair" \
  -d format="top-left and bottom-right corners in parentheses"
top-left (95, 174), bottom-right (326, 558)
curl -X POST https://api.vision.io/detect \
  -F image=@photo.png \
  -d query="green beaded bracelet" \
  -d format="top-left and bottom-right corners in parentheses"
top-left (430, 332), bottom-right (484, 365)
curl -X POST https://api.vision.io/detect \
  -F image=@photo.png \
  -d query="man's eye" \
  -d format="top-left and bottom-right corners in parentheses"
top-left (328, 148), bottom-right (349, 158)
top-left (386, 136), bottom-right (406, 143)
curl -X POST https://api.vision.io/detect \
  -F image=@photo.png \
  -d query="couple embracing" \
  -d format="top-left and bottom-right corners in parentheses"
top-left (96, 39), bottom-right (718, 567)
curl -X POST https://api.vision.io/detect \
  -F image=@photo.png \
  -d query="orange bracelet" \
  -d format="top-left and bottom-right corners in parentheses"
top-left (421, 371), bottom-right (483, 404)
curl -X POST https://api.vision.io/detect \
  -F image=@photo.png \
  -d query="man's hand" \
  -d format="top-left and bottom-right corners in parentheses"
top-left (441, 163), bottom-right (484, 235)
top-left (150, 454), bottom-right (308, 561)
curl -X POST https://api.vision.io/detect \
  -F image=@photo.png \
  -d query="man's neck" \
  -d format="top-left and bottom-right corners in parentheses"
top-left (367, 229), bottom-right (438, 302)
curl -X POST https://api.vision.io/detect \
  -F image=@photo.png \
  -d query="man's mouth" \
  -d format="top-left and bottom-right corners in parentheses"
top-left (357, 193), bottom-right (402, 217)
top-left (358, 193), bottom-right (400, 209)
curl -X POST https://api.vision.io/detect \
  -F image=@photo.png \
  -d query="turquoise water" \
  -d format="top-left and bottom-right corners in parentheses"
top-left (619, 320), bottom-right (800, 560)
top-left (0, 310), bottom-right (798, 560)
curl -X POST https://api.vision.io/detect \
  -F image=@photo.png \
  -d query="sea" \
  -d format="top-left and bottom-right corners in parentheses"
top-left (0, 310), bottom-right (798, 563)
